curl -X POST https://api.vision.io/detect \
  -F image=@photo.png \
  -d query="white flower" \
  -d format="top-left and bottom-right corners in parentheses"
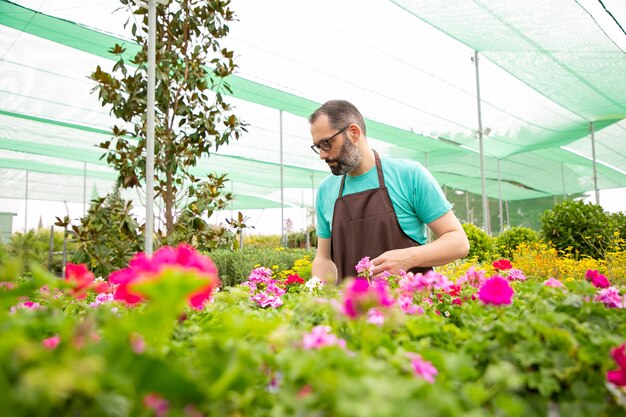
top-left (305, 276), bottom-right (323, 292)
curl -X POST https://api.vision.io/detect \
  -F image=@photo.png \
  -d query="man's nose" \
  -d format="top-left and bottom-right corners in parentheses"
top-left (319, 148), bottom-right (329, 159)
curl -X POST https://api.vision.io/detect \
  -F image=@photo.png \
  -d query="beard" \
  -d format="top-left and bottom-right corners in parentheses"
top-left (326, 137), bottom-right (362, 176)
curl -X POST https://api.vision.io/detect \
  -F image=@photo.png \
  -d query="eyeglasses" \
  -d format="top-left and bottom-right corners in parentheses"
top-left (310, 124), bottom-right (351, 154)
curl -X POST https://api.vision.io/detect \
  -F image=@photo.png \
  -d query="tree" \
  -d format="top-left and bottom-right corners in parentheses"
top-left (90, 0), bottom-right (246, 237)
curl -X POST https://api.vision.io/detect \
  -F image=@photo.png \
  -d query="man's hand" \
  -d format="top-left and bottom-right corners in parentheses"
top-left (371, 247), bottom-right (415, 276)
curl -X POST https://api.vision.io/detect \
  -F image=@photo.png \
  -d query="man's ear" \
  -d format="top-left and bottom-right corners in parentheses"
top-left (348, 123), bottom-right (362, 142)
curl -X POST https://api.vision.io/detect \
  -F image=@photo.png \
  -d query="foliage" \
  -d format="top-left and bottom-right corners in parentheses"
top-left (90, 0), bottom-right (246, 235)
top-left (209, 247), bottom-right (314, 287)
top-left (540, 200), bottom-right (619, 259)
top-left (5, 229), bottom-right (75, 275)
top-left (495, 226), bottom-right (539, 258)
top-left (157, 173), bottom-right (234, 252)
top-left (244, 229), bottom-right (318, 249)
top-left (462, 223), bottom-right (495, 262)
top-left (244, 234), bottom-right (282, 248)
top-left (70, 191), bottom-right (144, 278)
top-left (2, 248), bottom-right (626, 416)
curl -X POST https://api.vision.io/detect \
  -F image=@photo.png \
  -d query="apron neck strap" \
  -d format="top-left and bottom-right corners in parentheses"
top-left (338, 149), bottom-right (384, 197)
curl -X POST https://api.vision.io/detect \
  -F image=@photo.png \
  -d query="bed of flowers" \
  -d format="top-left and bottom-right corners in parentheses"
top-left (1, 243), bottom-right (625, 417)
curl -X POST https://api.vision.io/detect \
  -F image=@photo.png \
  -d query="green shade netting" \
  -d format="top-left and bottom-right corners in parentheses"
top-left (0, 0), bottom-right (625, 209)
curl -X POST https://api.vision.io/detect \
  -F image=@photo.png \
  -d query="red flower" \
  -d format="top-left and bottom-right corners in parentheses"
top-left (285, 274), bottom-right (305, 286)
top-left (607, 344), bottom-right (626, 387)
top-left (492, 259), bottom-right (513, 271)
top-left (65, 263), bottom-right (95, 299)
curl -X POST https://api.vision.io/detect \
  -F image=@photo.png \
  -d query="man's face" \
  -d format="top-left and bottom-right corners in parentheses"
top-left (311, 116), bottom-right (362, 176)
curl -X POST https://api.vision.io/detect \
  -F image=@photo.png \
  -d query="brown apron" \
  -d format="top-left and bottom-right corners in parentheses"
top-left (330, 150), bottom-right (432, 281)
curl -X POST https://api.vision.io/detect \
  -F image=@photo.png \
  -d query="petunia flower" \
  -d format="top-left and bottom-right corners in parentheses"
top-left (406, 352), bottom-right (438, 383)
top-left (492, 259), bottom-right (513, 271)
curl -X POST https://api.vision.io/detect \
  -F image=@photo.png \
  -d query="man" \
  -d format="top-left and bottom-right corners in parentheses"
top-left (309, 100), bottom-right (469, 283)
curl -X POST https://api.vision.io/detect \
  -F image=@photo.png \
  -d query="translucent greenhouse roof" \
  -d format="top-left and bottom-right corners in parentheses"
top-left (0, 0), bottom-right (625, 210)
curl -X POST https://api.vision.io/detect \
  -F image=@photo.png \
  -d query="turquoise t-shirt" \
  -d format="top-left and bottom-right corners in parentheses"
top-left (315, 155), bottom-right (452, 244)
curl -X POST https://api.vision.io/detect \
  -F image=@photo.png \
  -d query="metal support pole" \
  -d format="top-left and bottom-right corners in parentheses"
top-left (474, 50), bottom-right (491, 235)
top-left (279, 110), bottom-right (285, 247)
top-left (24, 170), bottom-right (29, 232)
top-left (589, 122), bottom-right (599, 204)
top-left (497, 159), bottom-right (503, 233)
top-left (144, 0), bottom-right (157, 256)
top-left (83, 161), bottom-right (87, 216)
top-left (505, 200), bottom-right (510, 227)
top-left (561, 163), bottom-right (566, 200)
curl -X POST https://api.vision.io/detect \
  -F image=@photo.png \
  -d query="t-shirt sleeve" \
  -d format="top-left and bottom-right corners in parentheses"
top-left (412, 164), bottom-right (452, 224)
top-left (316, 186), bottom-right (332, 239)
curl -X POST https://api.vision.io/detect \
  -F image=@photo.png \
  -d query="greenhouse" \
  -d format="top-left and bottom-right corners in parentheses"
top-left (1, 0), bottom-right (625, 416)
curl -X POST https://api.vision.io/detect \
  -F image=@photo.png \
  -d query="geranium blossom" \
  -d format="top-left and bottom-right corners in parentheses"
top-left (301, 325), bottom-right (346, 350)
top-left (89, 292), bottom-right (115, 307)
top-left (543, 277), bottom-right (564, 288)
top-left (366, 308), bottom-right (385, 325)
top-left (507, 268), bottom-right (527, 281)
top-left (109, 244), bottom-right (219, 310)
top-left (305, 276), bottom-right (324, 292)
top-left (456, 267), bottom-right (487, 288)
top-left (407, 352), bottom-right (438, 383)
top-left (585, 269), bottom-right (610, 288)
top-left (355, 256), bottom-right (375, 278)
top-left (10, 300), bottom-right (41, 313)
top-left (285, 274), bottom-right (305, 286)
top-left (594, 287), bottom-right (624, 308)
top-left (607, 344), bottom-right (626, 387)
top-left (492, 259), bottom-right (513, 271)
top-left (143, 393), bottom-right (169, 417)
top-left (42, 335), bottom-right (61, 350)
top-left (342, 278), bottom-right (394, 318)
top-left (65, 263), bottom-right (98, 299)
top-left (478, 276), bottom-right (514, 306)
top-left (242, 267), bottom-right (285, 309)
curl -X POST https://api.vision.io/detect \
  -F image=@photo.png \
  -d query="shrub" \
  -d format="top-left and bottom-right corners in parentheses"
top-left (462, 223), bottom-right (495, 262)
top-left (495, 226), bottom-right (539, 258)
top-left (244, 234), bottom-right (281, 249)
top-left (6, 229), bottom-right (74, 275)
top-left (209, 247), bottom-right (314, 287)
top-left (540, 201), bottom-right (616, 259)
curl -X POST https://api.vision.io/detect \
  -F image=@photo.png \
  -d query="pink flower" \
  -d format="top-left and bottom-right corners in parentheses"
top-left (143, 393), bottom-right (169, 417)
top-left (594, 287), bottom-right (624, 308)
top-left (456, 267), bottom-right (487, 288)
top-left (42, 335), bottom-right (61, 350)
top-left (0, 281), bottom-right (16, 290)
top-left (355, 257), bottom-right (375, 278)
top-left (585, 270), bottom-right (610, 288)
top-left (397, 294), bottom-right (424, 315)
top-left (507, 268), bottom-right (526, 281)
top-left (342, 278), bottom-right (394, 318)
top-left (407, 353), bottom-right (438, 383)
top-left (543, 277), bottom-right (563, 288)
top-left (301, 325), bottom-right (346, 350)
top-left (492, 259), bottom-right (513, 271)
top-left (607, 344), bottom-right (626, 387)
top-left (130, 333), bottom-right (146, 354)
top-left (109, 244), bottom-right (219, 309)
top-left (478, 276), bottom-right (514, 306)
top-left (366, 308), bottom-right (385, 325)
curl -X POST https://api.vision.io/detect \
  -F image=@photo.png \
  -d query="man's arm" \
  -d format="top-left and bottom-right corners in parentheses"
top-left (371, 211), bottom-right (469, 276)
top-left (312, 237), bottom-right (338, 284)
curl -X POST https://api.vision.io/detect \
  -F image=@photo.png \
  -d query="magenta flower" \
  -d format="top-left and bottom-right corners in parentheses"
top-left (355, 256), bottom-right (375, 278)
top-left (397, 294), bottom-right (424, 315)
top-left (543, 277), bottom-right (564, 288)
top-left (407, 353), bottom-right (438, 383)
top-left (585, 269), bottom-right (610, 288)
top-left (242, 267), bottom-right (286, 309)
top-left (301, 325), bottom-right (346, 350)
top-left (109, 244), bottom-right (219, 310)
top-left (478, 276), bottom-right (514, 306)
top-left (342, 278), bottom-right (394, 318)
top-left (607, 344), bottom-right (626, 387)
top-left (42, 335), bottom-right (61, 350)
top-left (65, 263), bottom-right (97, 299)
top-left (492, 259), bottom-right (513, 271)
